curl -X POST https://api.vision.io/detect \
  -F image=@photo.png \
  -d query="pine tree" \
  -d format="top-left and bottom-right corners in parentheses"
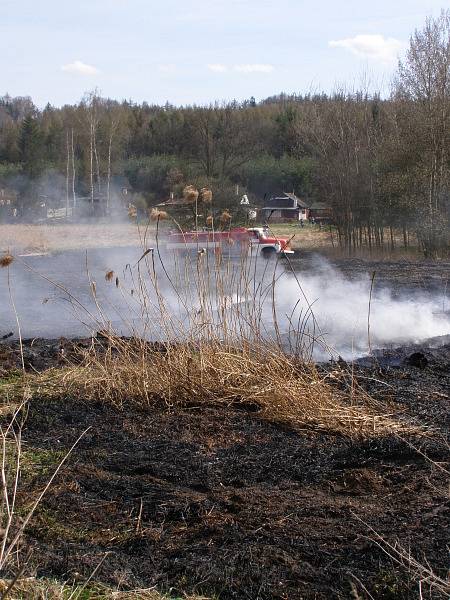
top-left (19, 115), bottom-right (44, 178)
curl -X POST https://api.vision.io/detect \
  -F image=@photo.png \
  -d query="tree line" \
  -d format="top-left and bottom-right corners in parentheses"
top-left (0, 11), bottom-right (448, 256)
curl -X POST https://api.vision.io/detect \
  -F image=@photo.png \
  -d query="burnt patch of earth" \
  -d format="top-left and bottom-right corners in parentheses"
top-left (2, 338), bottom-right (447, 599)
top-left (293, 254), bottom-right (450, 298)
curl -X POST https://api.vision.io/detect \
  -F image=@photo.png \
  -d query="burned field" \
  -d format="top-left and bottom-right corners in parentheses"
top-left (0, 250), bottom-right (449, 599)
top-left (0, 334), bottom-right (449, 600)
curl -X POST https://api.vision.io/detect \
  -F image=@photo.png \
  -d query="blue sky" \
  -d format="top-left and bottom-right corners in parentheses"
top-left (0, 0), bottom-right (446, 107)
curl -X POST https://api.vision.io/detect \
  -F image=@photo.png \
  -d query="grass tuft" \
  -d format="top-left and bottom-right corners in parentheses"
top-left (41, 336), bottom-right (413, 438)
top-left (0, 577), bottom-right (212, 599)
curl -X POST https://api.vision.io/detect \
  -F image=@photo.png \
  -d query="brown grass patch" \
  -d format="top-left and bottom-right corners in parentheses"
top-left (52, 337), bottom-right (413, 438)
top-left (0, 224), bottom-right (144, 253)
top-left (0, 578), bottom-right (211, 599)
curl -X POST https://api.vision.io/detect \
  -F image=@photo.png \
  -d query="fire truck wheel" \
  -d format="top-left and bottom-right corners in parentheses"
top-left (261, 247), bottom-right (277, 259)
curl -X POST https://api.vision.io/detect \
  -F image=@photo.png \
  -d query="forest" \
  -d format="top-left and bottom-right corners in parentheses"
top-left (0, 11), bottom-right (449, 256)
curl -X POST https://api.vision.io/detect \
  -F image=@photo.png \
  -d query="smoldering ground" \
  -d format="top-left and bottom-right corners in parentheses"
top-left (0, 247), bottom-right (449, 359)
top-left (274, 258), bottom-right (450, 359)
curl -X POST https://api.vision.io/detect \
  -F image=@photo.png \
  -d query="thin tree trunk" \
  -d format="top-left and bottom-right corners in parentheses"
top-left (71, 128), bottom-right (76, 208)
top-left (93, 131), bottom-right (101, 197)
top-left (90, 120), bottom-right (94, 207)
top-left (107, 122), bottom-right (116, 212)
top-left (65, 130), bottom-right (70, 217)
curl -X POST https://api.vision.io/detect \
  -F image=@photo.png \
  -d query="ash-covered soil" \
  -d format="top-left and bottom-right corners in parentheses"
top-left (1, 336), bottom-right (449, 599)
top-left (293, 253), bottom-right (450, 297)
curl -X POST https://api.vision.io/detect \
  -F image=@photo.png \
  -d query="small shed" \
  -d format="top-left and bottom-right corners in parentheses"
top-left (262, 193), bottom-right (309, 222)
top-left (308, 201), bottom-right (332, 222)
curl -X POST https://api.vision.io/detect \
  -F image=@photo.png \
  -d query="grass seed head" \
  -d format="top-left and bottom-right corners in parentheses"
top-left (0, 254), bottom-right (14, 268)
top-left (105, 270), bottom-right (114, 282)
top-left (200, 188), bottom-right (213, 204)
top-left (150, 208), bottom-right (169, 221)
top-left (183, 185), bottom-right (199, 204)
top-left (220, 210), bottom-right (232, 225)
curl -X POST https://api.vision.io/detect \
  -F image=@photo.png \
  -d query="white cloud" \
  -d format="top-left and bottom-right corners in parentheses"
top-left (329, 34), bottom-right (404, 64)
top-left (61, 60), bottom-right (99, 75)
top-left (208, 64), bottom-right (228, 73)
top-left (234, 64), bottom-right (274, 73)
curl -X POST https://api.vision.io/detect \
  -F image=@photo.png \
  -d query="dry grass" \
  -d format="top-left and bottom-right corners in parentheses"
top-left (0, 224), bottom-right (143, 253)
top-left (32, 336), bottom-right (412, 439)
top-left (0, 578), bottom-right (211, 599)
top-left (200, 188), bottom-right (212, 204)
top-left (270, 223), bottom-right (424, 257)
top-left (150, 209), bottom-right (169, 221)
top-left (270, 223), bottom-right (334, 250)
top-left (0, 221), bottom-right (425, 258)
top-left (0, 226), bottom-right (434, 600)
top-left (1, 226), bottom-right (419, 439)
top-left (183, 185), bottom-right (199, 204)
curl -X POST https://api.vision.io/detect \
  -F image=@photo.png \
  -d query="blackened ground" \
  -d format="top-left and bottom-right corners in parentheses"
top-left (2, 339), bottom-right (447, 599)
top-left (292, 254), bottom-right (450, 298)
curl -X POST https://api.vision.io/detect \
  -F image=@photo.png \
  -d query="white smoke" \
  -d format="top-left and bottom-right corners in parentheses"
top-left (0, 251), bottom-right (448, 361)
top-left (272, 260), bottom-right (449, 360)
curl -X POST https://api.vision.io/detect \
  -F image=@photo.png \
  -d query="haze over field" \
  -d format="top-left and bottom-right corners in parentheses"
top-left (1, 247), bottom-right (448, 360)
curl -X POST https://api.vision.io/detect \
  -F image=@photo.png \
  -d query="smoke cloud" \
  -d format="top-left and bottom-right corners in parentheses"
top-left (272, 259), bottom-right (449, 359)
top-left (0, 250), bottom-right (448, 362)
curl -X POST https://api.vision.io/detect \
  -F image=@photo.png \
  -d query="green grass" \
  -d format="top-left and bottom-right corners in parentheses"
top-left (0, 369), bottom-right (23, 387)
top-left (20, 447), bottom-right (66, 478)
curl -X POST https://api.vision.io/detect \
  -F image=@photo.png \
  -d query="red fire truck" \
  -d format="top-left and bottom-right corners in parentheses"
top-left (165, 226), bottom-right (294, 258)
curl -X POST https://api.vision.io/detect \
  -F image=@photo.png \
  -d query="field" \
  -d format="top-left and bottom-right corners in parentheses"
top-left (1, 222), bottom-right (427, 262)
top-left (0, 223), bottom-right (448, 599)
top-left (0, 222), bottom-right (337, 254)
top-left (0, 223), bottom-right (142, 253)
top-left (0, 335), bottom-right (449, 599)
top-left (1, 222), bottom-right (332, 255)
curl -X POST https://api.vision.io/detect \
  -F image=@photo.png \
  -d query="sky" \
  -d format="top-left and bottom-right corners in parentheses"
top-left (0, 0), bottom-right (446, 108)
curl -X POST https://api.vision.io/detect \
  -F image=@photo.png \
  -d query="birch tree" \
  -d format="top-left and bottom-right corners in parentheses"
top-left (396, 9), bottom-right (450, 256)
